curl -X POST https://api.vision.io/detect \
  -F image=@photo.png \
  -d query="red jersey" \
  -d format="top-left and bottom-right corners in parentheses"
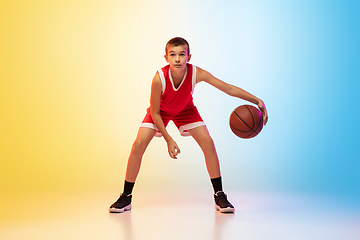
top-left (158, 63), bottom-right (196, 115)
top-left (141, 63), bottom-right (205, 137)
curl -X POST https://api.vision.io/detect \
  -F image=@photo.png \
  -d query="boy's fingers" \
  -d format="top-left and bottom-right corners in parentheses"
top-left (263, 112), bottom-right (267, 125)
top-left (168, 142), bottom-right (180, 159)
top-left (260, 107), bottom-right (268, 126)
top-left (173, 148), bottom-right (180, 159)
top-left (265, 111), bottom-right (268, 125)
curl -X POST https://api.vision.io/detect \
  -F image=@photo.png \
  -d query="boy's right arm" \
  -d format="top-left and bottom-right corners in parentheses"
top-left (150, 73), bottom-right (180, 159)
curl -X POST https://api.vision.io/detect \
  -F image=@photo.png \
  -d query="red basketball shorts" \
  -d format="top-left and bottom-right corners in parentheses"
top-left (140, 104), bottom-right (205, 137)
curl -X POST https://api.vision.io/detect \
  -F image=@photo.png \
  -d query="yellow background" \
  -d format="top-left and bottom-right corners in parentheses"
top-left (1, 0), bottom-right (212, 197)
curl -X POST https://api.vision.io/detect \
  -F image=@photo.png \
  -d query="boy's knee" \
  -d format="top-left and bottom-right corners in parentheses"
top-left (132, 139), bottom-right (147, 153)
top-left (200, 136), bottom-right (215, 149)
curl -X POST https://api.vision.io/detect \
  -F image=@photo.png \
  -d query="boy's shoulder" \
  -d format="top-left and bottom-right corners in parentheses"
top-left (194, 66), bottom-right (208, 82)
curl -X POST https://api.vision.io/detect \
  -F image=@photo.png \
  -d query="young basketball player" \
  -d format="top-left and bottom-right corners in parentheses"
top-left (109, 37), bottom-right (268, 213)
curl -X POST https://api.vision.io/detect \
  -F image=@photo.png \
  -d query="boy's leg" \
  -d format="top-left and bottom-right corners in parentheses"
top-left (109, 127), bottom-right (156, 213)
top-left (125, 127), bottom-right (157, 182)
top-left (188, 126), bottom-right (235, 213)
top-left (187, 126), bottom-right (221, 179)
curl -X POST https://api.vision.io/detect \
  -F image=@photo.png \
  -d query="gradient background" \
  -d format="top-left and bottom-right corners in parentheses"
top-left (1, 0), bottom-right (359, 225)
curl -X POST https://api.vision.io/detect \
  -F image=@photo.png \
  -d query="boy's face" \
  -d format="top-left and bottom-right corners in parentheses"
top-left (164, 44), bottom-right (191, 71)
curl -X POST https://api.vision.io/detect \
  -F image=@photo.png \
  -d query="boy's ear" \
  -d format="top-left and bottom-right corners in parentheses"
top-left (164, 54), bottom-right (168, 62)
top-left (187, 54), bottom-right (192, 62)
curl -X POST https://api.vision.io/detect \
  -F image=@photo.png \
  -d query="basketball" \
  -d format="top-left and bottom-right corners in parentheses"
top-left (229, 105), bottom-right (264, 139)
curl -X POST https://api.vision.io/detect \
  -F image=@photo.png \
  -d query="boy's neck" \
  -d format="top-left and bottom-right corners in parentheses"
top-left (170, 64), bottom-right (187, 81)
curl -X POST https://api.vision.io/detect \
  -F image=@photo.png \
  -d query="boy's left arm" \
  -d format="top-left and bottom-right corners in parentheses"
top-left (197, 67), bottom-right (268, 125)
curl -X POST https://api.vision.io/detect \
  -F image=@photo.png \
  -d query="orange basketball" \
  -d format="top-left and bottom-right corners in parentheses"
top-left (229, 105), bottom-right (263, 139)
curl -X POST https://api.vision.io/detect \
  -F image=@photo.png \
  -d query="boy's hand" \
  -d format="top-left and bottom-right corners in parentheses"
top-left (258, 100), bottom-right (268, 125)
top-left (167, 140), bottom-right (180, 159)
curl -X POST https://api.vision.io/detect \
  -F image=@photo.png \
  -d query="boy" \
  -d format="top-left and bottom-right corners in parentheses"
top-left (109, 37), bottom-right (268, 214)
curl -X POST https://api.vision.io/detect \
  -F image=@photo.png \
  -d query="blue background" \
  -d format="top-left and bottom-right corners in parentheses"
top-left (185, 0), bottom-right (360, 199)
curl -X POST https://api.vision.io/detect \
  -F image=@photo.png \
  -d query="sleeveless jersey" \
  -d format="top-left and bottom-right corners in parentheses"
top-left (158, 63), bottom-right (197, 116)
top-left (141, 63), bottom-right (204, 137)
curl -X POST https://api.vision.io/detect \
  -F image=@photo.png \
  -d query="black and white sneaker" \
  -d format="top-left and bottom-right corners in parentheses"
top-left (109, 193), bottom-right (132, 213)
top-left (214, 191), bottom-right (235, 213)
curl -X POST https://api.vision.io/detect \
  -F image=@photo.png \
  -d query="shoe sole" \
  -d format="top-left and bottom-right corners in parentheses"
top-left (215, 204), bottom-right (235, 213)
top-left (109, 204), bottom-right (132, 213)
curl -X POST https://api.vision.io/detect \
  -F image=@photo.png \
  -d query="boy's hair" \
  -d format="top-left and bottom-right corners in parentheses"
top-left (165, 37), bottom-right (190, 55)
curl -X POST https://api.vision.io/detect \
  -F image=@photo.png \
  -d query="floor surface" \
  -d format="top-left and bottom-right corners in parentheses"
top-left (1, 190), bottom-right (359, 240)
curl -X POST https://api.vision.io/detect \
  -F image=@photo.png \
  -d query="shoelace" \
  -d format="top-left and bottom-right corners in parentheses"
top-left (216, 193), bottom-right (231, 205)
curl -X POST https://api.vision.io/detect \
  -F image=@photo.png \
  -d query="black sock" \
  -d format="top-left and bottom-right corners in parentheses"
top-left (123, 180), bottom-right (135, 195)
top-left (211, 176), bottom-right (223, 194)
